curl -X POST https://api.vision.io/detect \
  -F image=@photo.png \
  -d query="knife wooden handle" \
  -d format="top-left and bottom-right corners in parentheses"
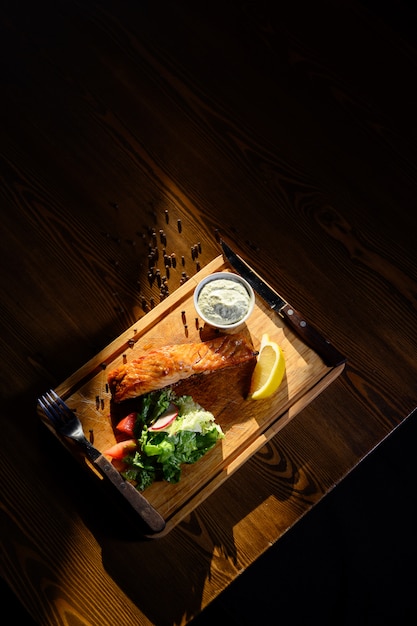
top-left (280, 303), bottom-right (347, 368)
top-left (94, 455), bottom-right (166, 533)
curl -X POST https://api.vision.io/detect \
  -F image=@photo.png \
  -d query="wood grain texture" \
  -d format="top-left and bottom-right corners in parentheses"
top-left (1, 0), bottom-right (417, 624)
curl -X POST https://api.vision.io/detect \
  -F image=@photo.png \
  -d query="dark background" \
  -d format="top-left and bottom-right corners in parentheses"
top-left (1, 1), bottom-right (417, 624)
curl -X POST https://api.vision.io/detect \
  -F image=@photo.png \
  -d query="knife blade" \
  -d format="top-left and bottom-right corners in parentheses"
top-left (221, 240), bottom-right (346, 368)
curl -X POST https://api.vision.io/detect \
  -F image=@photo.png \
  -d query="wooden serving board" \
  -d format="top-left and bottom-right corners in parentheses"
top-left (51, 255), bottom-right (345, 537)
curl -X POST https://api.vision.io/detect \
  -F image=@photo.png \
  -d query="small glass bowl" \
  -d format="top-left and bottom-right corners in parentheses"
top-left (193, 272), bottom-right (255, 331)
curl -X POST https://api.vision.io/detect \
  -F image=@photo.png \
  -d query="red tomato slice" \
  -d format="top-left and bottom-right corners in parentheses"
top-left (103, 439), bottom-right (136, 459)
top-left (111, 458), bottom-right (130, 473)
top-left (116, 412), bottom-right (137, 436)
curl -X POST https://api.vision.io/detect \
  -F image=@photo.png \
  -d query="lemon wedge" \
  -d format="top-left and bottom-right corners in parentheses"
top-left (250, 333), bottom-right (286, 399)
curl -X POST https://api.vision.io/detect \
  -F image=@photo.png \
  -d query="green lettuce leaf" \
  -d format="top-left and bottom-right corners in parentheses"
top-left (122, 389), bottom-right (224, 489)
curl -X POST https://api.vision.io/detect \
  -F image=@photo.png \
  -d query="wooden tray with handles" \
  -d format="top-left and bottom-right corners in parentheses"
top-left (52, 255), bottom-right (345, 537)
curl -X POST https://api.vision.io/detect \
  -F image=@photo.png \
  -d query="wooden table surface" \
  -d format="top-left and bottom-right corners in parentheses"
top-left (1, 1), bottom-right (416, 624)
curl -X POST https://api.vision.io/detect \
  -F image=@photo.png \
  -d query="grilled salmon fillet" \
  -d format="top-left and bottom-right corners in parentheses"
top-left (108, 333), bottom-right (257, 403)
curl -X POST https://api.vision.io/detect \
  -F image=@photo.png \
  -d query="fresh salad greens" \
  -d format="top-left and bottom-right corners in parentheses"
top-left (122, 389), bottom-right (224, 491)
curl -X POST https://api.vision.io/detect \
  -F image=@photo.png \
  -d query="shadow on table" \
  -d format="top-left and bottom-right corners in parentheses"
top-left (190, 408), bottom-right (417, 626)
top-left (96, 439), bottom-right (298, 626)
top-left (6, 404), bottom-right (417, 626)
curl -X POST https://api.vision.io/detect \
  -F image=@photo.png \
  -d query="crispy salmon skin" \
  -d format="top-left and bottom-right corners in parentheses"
top-left (107, 333), bottom-right (257, 403)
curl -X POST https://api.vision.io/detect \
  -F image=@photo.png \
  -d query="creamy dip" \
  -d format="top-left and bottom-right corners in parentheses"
top-left (197, 278), bottom-right (251, 325)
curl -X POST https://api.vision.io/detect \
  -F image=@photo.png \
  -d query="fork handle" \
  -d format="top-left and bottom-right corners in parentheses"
top-left (94, 455), bottom-right (166, 533)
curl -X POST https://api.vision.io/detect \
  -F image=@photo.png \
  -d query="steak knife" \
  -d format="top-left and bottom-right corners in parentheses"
top-left (221, 240), bottom-right (346, 368)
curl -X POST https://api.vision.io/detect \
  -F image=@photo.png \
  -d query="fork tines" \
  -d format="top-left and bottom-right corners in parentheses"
top-left (38, 389), bottom-right (73, 425)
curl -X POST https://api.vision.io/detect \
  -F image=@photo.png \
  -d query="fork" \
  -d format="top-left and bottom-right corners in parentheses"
top-left (38, 389), bottom-right (166, 534)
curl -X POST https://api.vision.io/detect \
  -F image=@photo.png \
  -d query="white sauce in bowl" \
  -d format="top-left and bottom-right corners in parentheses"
top-left (197, 278), bottom-right (251, 325)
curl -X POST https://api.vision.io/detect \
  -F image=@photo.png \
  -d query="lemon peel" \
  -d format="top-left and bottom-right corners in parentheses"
top-left (250, 333), bottom-right (285, 400)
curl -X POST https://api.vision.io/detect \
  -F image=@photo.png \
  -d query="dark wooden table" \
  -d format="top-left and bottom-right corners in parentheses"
top-left (1, 1), bottom-right (417, 624)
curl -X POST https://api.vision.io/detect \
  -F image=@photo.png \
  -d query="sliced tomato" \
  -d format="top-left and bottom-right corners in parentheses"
top-left (116, 412), bottom-right (137, 436)
top-left (111, 458), bottom-right (130, 473)
top-left (103, 439), bottom-right (137, 459)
